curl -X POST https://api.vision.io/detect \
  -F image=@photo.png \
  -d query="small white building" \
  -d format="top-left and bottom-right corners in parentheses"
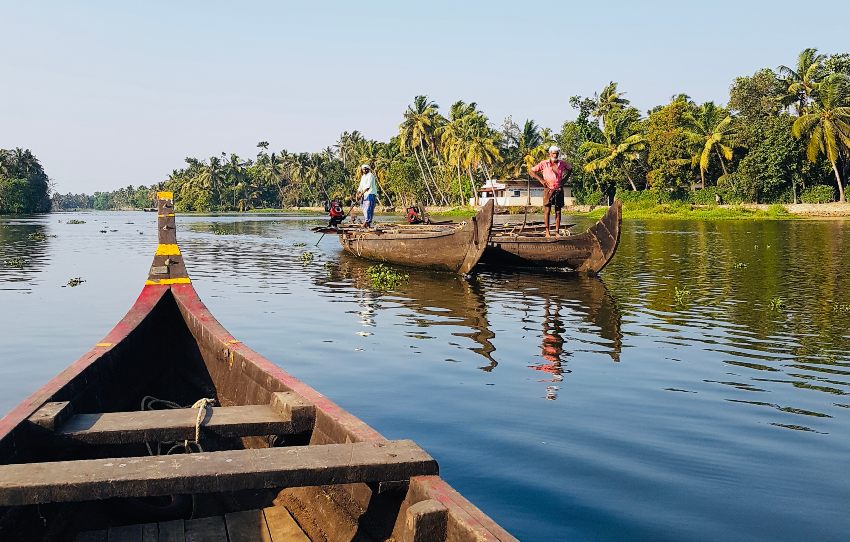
top-left (471, 180), bottom-right (573, 207)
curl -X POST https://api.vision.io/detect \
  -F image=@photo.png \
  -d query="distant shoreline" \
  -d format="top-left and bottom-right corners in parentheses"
top-left (46, 202), bottom-right (850, 220)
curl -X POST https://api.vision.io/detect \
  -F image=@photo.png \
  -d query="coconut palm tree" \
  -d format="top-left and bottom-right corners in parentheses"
top-left (593, 82), bottom-right (630, 124)
top-left (682, 102), bottom-right (736, 188)
top-left (779, 48), bottom-right (825, 115)
top-left (399, 95), bottom-right (447, 205)
top-left (581, 108), bottom-right (646, 191)
top-left (792, 74), bottom-right (850, 202)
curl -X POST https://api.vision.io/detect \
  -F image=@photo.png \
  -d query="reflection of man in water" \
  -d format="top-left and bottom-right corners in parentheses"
top-left (529, 299), bottom-right (568, 400)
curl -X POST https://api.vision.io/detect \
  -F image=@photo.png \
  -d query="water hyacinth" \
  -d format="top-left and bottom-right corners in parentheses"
top-left (367, 264), bottom-right (409, 291)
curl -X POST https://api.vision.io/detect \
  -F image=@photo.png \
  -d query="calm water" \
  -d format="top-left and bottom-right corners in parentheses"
top-left (1, 211), bottom-right (849, 541)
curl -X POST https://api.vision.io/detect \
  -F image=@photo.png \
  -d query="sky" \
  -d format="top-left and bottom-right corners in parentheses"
top-left (2, 0), bottom-right (848, 193)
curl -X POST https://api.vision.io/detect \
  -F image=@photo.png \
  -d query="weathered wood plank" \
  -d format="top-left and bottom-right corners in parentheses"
top-left (107, 524), bottom-right (143, 542)
top-left (185, 516), bottom-right (227, 542)
top-left (0, 440), bottom-right (437, 505)
top-left (28, 401), bottom-right (73, 431)
top-left (401, 499), bottom-right (448, 542)
top-left (270, 392), bottom-right (315, 433)
top-left (157, 520), bottom-right (184, 542)
top-left (74, 530), bottom-right (107, 542)
top-left (263, 506), bottom-right (309, 542)
top-left (57, 405), bottom-right (298, 445)
top-left (140, 523), bottom-right (158, 542)
top-left (224, 509), bottom-right (272, 542)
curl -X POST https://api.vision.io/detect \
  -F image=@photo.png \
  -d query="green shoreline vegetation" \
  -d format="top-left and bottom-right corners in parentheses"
top-left (8, 48), bottom-right (850, 220)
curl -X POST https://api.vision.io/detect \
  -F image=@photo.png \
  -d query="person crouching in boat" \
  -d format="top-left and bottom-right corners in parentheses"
top-left (356, 164), bottom-right (378, 228)
top-left (529, 145), bottom-right (572, 237)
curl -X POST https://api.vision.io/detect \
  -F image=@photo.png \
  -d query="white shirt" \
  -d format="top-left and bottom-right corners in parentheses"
top-left (358, 172), bottom-right (378, 197)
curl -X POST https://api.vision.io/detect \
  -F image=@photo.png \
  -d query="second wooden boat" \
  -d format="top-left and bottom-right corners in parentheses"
top-left (338, 200), bottom-right (494, 274)
top-left (480, 199), bottom-right (622, 274)
top-left (0, 193), bottom-right (515, 541)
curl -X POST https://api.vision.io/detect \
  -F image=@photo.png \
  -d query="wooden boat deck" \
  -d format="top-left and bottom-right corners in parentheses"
top-left (74, 506), bottom-right (309, 541)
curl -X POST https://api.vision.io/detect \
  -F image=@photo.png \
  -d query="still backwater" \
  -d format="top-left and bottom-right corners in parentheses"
top-left (1, 211), bottom-right (849, 541)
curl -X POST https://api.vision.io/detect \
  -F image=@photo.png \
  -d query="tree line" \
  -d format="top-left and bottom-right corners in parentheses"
top-left (38, 47), bottom-right (850, 213)
top-left (0, 148), bottom-right (51, 213)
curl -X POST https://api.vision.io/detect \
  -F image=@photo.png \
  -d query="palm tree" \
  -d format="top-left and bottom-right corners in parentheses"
top-left (399, 95), bottom-right (447, 204)
top-left (593, 82), bottom-right (629, 124)
top-left (779, 48), bottom-right (825, 115)
top-left (581, 108), bottom-right (646, 191)
top-left (518, 120), bottom-right (543, 175)
top-left (792, 74), bottom-right (850, 202)
top-left (682, 102), bottom-right (736, 188)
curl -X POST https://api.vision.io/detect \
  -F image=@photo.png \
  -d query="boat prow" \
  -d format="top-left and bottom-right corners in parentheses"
top-left (481, 199), bottom-right (622, 274)
top-left (0, 193), bottom-right (515, 541)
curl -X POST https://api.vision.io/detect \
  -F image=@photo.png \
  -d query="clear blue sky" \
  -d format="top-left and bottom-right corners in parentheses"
top-left (2, 0), bottom-right (847, 193)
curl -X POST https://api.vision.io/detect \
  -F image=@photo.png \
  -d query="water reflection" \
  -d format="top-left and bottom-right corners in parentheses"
top-left (0, 219), bottom-right (53, 290)
top-left (318, 253), bottom-right (498, 370)
top-left (314, 254), bottom-right (624, 395)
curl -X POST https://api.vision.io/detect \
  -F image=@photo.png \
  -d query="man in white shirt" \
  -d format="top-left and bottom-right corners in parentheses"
top-left (356, 164), bottom-right (379, 228)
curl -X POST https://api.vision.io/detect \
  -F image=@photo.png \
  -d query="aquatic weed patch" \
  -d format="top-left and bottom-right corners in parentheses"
top-left (301, 251), bottom-right (314, 264)
top-left (768, 297), bottom-right (785, 311)
top-left (367, 263), bottom-right (409, 291)
top-left (4, 257), bottom-right (28, 268)
top-left (65, 277), bottom-right (85, 287)
top-left (66, 219), bottom-right (86, 225)
top-left (674, 286), bottom-right (691, 306)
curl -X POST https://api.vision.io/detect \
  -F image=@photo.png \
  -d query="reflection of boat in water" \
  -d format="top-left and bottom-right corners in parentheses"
top-left (318, 256), bottom-right (622, 379)
top-left (321, 254), bottom-right (498, 371)
top-left (0, 193), bottom-right (515, 541)
top-left (481, 200), bottom-right (622, 273)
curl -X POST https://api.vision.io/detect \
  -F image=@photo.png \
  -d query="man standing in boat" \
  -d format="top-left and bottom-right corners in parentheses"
top-left (529, 146), bottom-right (572, 237)
top-left (356, 164), bottom-right (378, 228)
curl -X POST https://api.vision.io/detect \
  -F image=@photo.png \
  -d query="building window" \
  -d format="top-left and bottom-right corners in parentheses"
top-left (513, 190), bottom-right (521, 197)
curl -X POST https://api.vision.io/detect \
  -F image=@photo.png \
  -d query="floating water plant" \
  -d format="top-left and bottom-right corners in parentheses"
top-left (293, 242), bottom-right (306, 247)
top-left (367, 263), bottom-right (409, 291)
top-left (733, 262), bottom-right (747, 269)
top-left (66, 277), bottom-right (85, 287)
top-left (66, 219), bottom-right (86, 224)
top-left (832, 303), bottom-right (850, 313)
top-left (674, 286), bottom-right (691, 306)
top-left (301, 251), bottom-right (314, 264)
top-left (4, 257), bottom-right (27, 268)
top-left (768, 297), bottom-right (784, 311)
top-left (28, 232), bottom-right (47, 241)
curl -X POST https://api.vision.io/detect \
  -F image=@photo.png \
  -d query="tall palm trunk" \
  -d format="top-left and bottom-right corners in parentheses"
top-left (715, 149), bottom-right (729, 176)
top-left (412, 146), bottom-right (436, 205)
top-left (456, 159), bottom-right (464, 205)
top-left (830, 159), bottom-right (846, 202)
top-left (419, 137), bottom-right (448, 205)
top-left (467, 164), bottom-right (479, 206)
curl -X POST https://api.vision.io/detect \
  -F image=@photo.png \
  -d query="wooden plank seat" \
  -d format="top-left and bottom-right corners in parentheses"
top-left (27, 392), bottom-right (315, 445)
top-left (0, 440), bottom-right (437, 506)
top-left (74, 506), bottom-right (310, 542)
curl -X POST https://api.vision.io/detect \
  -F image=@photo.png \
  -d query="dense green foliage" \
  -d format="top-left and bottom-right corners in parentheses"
top-left (31, 48), bottom-right (850, 211)
top-left (0, 148), bottom-right (51, 213)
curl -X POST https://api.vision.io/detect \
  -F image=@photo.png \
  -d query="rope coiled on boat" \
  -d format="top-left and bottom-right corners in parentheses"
top-left (140, 395), bottom-right (216, 455)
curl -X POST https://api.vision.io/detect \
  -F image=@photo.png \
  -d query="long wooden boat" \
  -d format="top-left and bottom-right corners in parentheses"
top-left (480, 199), bottom-right (622, 274)
top-left (337, 200), bottom-right (494, 274)
top-left (0, 193), bottom-right (515, 541)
